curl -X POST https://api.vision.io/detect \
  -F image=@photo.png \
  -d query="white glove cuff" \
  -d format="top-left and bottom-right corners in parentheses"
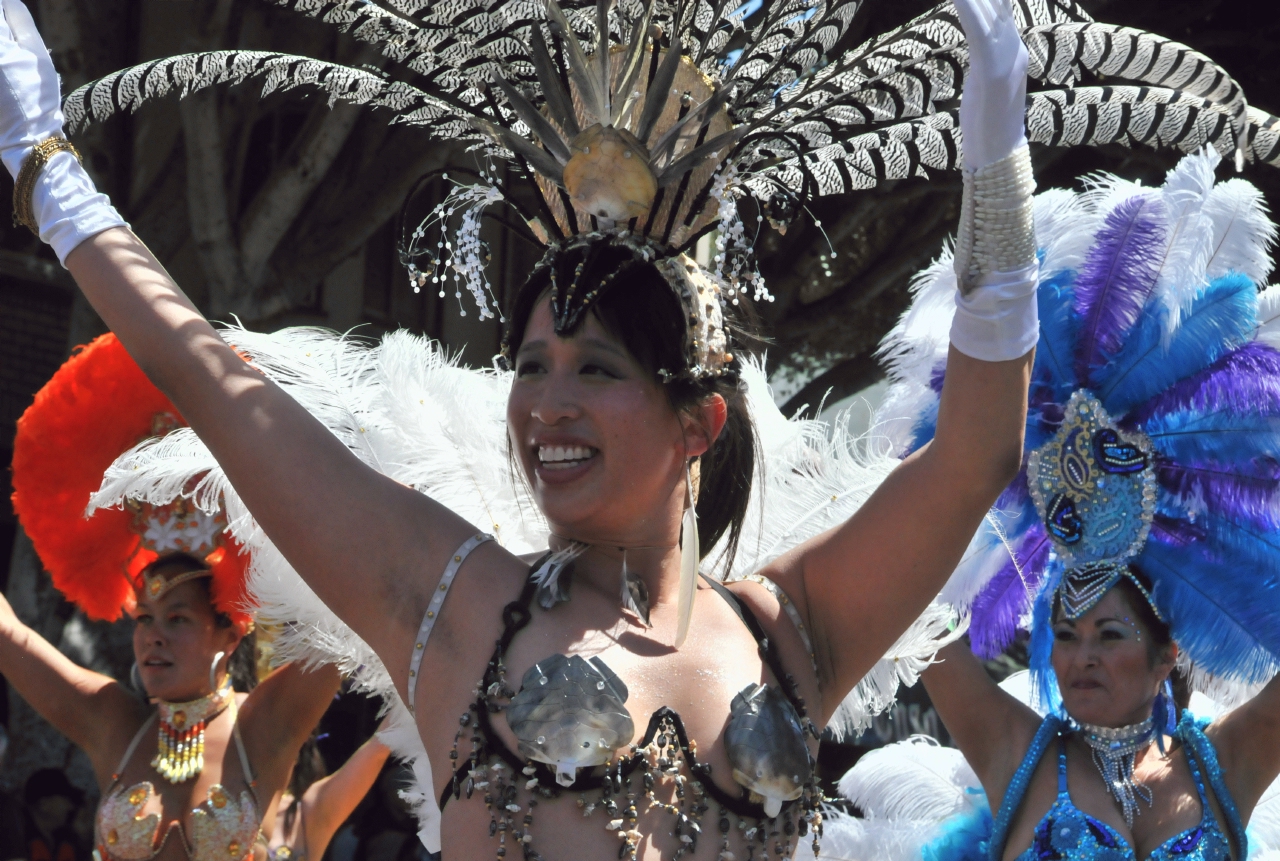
top-left (953, 143), bottom-right (1036, 294)
top-left (950, 260), bottom-right (1040, 362)
top-left (30, 149), bottom-right (127, 265)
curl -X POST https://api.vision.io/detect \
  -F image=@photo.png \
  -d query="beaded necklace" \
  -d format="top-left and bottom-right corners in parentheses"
top-left (1076, 716), bottom-right (1156, 826)
top-left (152, 678), bottom-right (236, 784)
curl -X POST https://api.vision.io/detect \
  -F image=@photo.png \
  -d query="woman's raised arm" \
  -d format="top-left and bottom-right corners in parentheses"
top-left (64, 232), bottom-right (484, 671)
top-left (1207, 671), bottom-right (1280, 821)
top-left (0, 590), bottom-right (144, 778)
top-left (0, 0), bottom-right (490, 677)
top-left (762, 0), bottom-right (1037, 718)
top-left (920, 640), bottom-right (1042, 809)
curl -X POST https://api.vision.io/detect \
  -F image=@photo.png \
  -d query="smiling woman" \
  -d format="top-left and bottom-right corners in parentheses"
top-left (3, 334), bottom-right (341, 861)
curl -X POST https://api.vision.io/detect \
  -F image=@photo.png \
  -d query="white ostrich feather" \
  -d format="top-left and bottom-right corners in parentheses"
top-left (1153, 149), bottom-right (1217, 339)
top-left (725, 359), bottom-right (899, 577)
top-left (790, 810), bottom-right (944, 861)
top-left (1175, 650), bottom-right (1274, 713)
top-left (839, 735), bottom-right (981, 822)
top-left (377, 696), bottom-right (442, 852)
top-left (1255, 284), bottom-right (1280, 349)
top-left (1203, 177), bottom-right (1277, 287)
top-left (827, 604), bottom-right (967, 740)
top-left (1034, 187), bottom-right (1100, 279)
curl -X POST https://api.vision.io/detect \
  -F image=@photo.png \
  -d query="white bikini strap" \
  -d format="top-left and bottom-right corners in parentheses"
top-left (109, 713), bottom-right (157, 786)
top-left (741, 573), bottom-right (817, 676)
top-left (408, 533), bottom-right (492, 713)
top-left (232, 719), bottom-right (256, 795)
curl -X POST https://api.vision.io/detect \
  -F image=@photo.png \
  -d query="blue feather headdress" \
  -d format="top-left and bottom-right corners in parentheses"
top-left (874, 148), bottom-right (1280, 705)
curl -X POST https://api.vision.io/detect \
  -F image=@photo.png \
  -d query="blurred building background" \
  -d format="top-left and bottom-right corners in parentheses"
top-left (0, 0), bottom-right (1277, 856)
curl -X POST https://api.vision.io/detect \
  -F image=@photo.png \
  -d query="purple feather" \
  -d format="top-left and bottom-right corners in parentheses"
top-left (929, 358), bottom-right (947, 394)
top-left (1157, 459), bottom-right (1280, 529)
top-left (969, 524), bottom-right (1052, 659)
top-left (1128, 342), bottom-right (1280, 426)
top-left (1147, 514), bottom-right (1205, 548)
top-left (1074, 195), bottom-right (1167, 381)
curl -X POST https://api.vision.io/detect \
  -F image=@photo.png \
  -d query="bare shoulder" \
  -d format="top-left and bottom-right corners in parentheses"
top-left (721, 578), bottom-right (820, 700)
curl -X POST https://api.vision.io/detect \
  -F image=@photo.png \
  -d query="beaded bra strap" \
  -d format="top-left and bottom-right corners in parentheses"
top-left (989, 715), bottom-right (1066, 861)
top-left (407, 533), bottom-right (493, 714)
top-left (1177, 712), bottom-right (1248, 858)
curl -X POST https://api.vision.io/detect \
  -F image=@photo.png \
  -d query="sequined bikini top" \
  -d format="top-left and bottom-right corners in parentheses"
top-left (407, 536), bottom-right (826, 860)
top-left (95, 712), bottom-right (262, 861)
top-left (993, 714), bottom-right (1247, 861)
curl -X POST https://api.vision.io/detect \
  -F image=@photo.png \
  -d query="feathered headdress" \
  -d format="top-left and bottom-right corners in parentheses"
top-left (875, 148), bottom-right (1280, 705)
top-left (10, 334), bottom-right (251, 631)
top-left (59, 0), bottom-right (1280, 381)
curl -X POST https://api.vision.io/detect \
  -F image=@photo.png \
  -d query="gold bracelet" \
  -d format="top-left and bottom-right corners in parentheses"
top-left (12, 135), bottom-right (82, 235)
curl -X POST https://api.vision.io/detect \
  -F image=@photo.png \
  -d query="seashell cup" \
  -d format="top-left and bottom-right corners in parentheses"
top-left (725, 683), bottom-right (813, 817)
top-left (507, 653), bottom-right (635, 787)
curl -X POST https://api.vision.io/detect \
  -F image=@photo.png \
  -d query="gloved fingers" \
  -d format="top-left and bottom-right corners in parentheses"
top-left (952, 0), bottom-right (995, 42)
top-left (0, 0), bottom-right (62, 126)
top-left (3, 0), bottom-right (44, 58)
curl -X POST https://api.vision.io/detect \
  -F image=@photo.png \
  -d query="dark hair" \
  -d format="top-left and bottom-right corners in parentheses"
top-left (24, 768), bottom-right (84, 807)
top-left (138, 553), bottom-right (258, 692)
top-left (284, 734), bottom-right (328, 834)
top-left (504, 242), bottom-right (760, 574)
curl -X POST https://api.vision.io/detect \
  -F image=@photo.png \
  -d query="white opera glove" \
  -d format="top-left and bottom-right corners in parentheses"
top-left (0, 0), bottom-right (124, 264)
top-left (949, 0), bottom-right (1038, 362)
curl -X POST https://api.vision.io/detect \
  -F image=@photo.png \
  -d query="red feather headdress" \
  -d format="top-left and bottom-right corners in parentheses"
top-left (10, 333), bottom-right (251, 631)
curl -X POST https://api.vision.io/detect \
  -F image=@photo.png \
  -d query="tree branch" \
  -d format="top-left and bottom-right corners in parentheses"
top-left (239, 99), bottom-right (365, 288)
top-left (242, 131), bottom-right (456, 321)
top-left (181, 88), bottom-right (250, 316)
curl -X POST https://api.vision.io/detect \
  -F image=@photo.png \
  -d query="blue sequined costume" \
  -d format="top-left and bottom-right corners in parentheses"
top-left (990, 714), bottom-right (1247, 861)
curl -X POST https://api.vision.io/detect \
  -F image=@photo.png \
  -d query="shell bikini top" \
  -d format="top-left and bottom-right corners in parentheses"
top-left (95, 712), bottom-right (262, 861)
top-left (993, 714), bottom-right (1248, 861)
top-left (405, 534), bottom-right (826, 859)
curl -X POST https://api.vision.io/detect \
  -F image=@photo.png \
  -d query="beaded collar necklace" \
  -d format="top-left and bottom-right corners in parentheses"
top-left (1076, 716), bottom-right (1157, 826)
top-left (152, 678), bottom-right (235, 784)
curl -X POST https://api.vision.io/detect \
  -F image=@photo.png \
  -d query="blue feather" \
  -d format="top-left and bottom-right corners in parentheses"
top-left (922, 796), bottom-right (994, 861)
top-left (1097, 273), bottom-right (1258, 418)
top-left (1143, 409), bottom-right (1280, 466)
top-left (1140, 523), bottom-right (1280, 683)
top-left (1028, 568), bottom-right (1065, 716)
top-left (1032, 271), bottom-right (1080, 405)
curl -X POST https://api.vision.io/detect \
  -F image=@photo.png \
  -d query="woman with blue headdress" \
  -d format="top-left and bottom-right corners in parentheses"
top-left (856, 146), bottom-right (1280, 861)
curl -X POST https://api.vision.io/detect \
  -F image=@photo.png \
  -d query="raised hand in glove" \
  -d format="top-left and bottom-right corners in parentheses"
top-left (0, 0), bottom-right (123, 264)
top-left (953, 0), bottom-right (1029, 171)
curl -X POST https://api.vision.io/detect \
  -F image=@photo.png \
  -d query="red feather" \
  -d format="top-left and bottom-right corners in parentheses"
top-left (10, 334), bottom-right (250, 629)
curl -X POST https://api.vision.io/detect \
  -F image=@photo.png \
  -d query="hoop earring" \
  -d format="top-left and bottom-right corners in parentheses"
top-left (129, 661), bottom-right (144, 696)
top-left (210, 650), bottom-right (226, 693)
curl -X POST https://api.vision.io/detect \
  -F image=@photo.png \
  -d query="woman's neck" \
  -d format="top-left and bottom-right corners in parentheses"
top-left (548, 535), bottom-right (685, 608)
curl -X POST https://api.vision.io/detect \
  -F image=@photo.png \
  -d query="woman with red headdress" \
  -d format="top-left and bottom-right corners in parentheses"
top-left (3, 333), bottom-right (342, 861)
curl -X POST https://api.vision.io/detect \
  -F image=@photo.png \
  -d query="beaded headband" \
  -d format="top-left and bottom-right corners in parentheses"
top-left (498, 232), bottom-right (734, 381)
top-left (1056, 561), bottom-right (1166, 624)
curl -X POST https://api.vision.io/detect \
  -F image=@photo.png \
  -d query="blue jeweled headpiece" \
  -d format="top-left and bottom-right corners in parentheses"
top-left (1026, 390), bottom-right (1159, 620)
